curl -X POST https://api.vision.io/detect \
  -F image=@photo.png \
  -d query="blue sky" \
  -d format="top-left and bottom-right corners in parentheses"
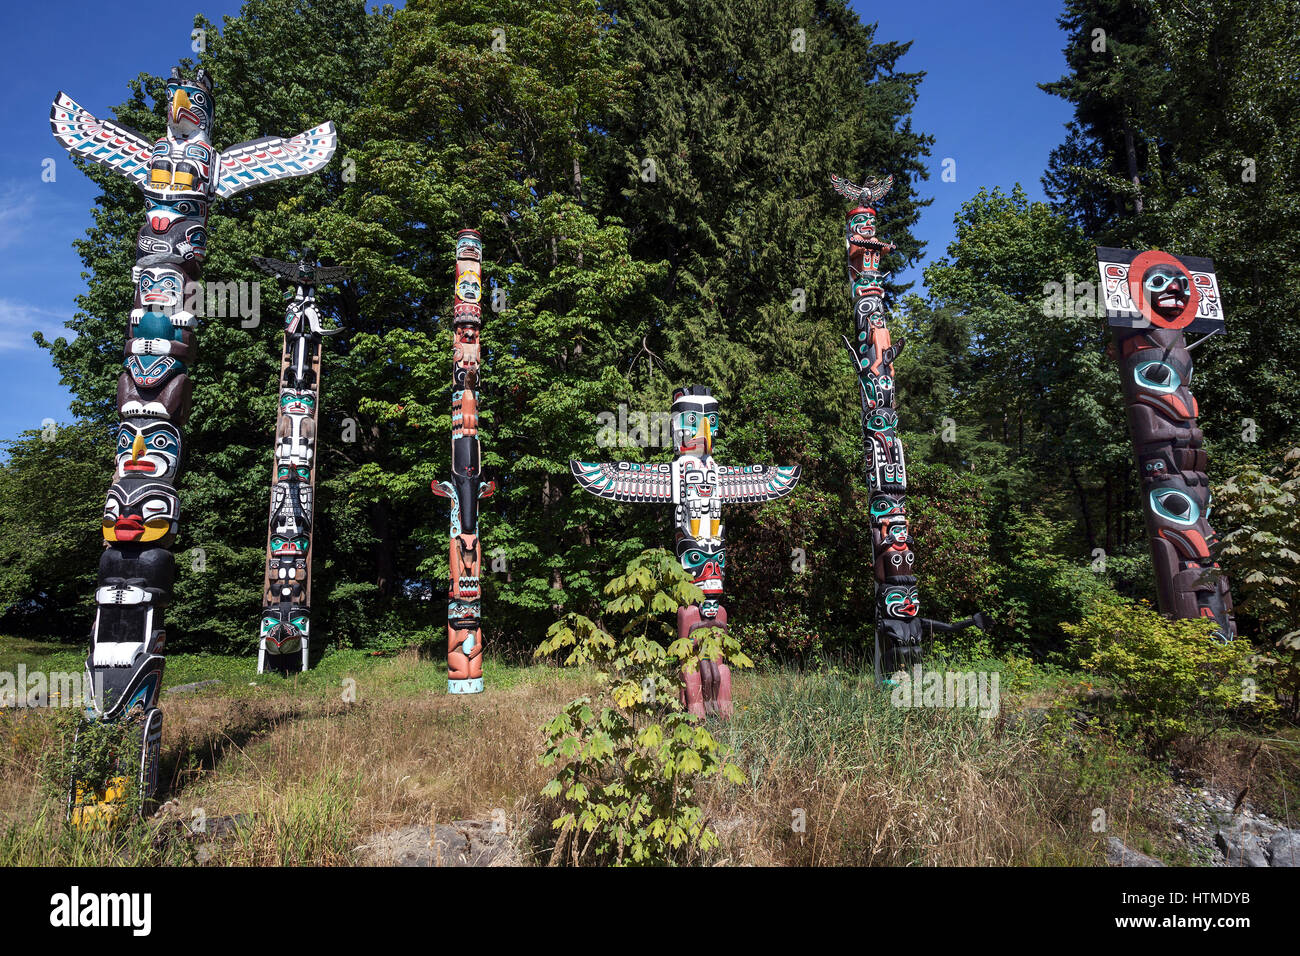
top-left (0, 0), bottom-right (1073, 446)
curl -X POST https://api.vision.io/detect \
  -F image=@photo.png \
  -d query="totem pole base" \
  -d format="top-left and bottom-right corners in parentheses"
top-left (66, 707), bottom-right (162, 828)
top-left (258, 639), bottom-right (308, 675)
top-left (448, 678), bottom-right (484, 695)
top-left (681, 661), bottom-right (732, 718)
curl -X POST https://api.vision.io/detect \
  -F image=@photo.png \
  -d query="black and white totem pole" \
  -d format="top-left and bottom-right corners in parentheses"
top-left (50, 66), bottom-right (335, 821)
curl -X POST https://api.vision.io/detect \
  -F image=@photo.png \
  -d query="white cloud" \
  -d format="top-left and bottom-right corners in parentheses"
top-left (0, 184), bottom-right (37, 251)
top-left (0, 298), bottom-right (72, 351)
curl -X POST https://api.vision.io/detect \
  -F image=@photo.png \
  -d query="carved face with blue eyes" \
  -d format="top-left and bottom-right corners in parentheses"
top-left (677, 539), bottom-right (725, 594)
top-left (1150, 487), bottom-right (1200, 526)
top-left (115, 420), bottom-right (181, 482)
top-left (847, 207), bottom-right (876, 243)
top-left (134, 265), bottom-right (187, 315)
top-left (456, 230), bottom-right (483, 262)
top-left (1142, 264), bottom-right (1190, 319)
top-left (261, 608), bottom-right (309, 649)
top-left (671, 388), bottom-right (720, 457)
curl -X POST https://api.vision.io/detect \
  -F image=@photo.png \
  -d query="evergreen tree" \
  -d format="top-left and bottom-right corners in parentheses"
top-left (34, 0), bottom-right (393, 651)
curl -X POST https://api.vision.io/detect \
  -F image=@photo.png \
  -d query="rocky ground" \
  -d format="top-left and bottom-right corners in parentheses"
top-left (1110, 772), bottom-right (1298, 867)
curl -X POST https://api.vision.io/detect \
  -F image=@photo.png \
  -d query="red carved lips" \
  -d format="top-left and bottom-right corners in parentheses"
top-left (114, 516), bottom-right (144, 541)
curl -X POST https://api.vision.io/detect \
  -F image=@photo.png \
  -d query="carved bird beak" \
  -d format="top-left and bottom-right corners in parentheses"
top-left (131, 431), bottom-right (145, 462)
top-left (171, 89), bottom-right (191, 122)
top-left (696, 416), bottom-right (711, 455)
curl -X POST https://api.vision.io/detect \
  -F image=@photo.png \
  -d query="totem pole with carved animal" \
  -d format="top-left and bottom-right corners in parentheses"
top-left (253, 255), bottom-right (348, 673)
top-left (432, 230), bottom-right (496, 693)
top-left (571, 386), bottom-right (802, 717)
top-left (50, 66), bottom-right (335, 820)
top-left (1096, 247), bottom-right (1236, 639)
top-left (831, 173), bottom-right (987, 679)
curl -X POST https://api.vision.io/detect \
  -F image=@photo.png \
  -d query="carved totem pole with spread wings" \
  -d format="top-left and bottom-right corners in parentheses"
top-left (572, 386), bottom-right (801, 717)
top-left (50, 66), bottom-right (335, 822)
top-left (431, 230), bottom-right (496, 693)
top-left (252, 255), bottom-right (348, 673)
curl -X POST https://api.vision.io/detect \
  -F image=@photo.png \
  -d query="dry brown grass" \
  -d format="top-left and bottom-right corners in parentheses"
top-left (0, 651), bottom-right (1201, 866)
top-left (0, 651), bottom-right (595, 865)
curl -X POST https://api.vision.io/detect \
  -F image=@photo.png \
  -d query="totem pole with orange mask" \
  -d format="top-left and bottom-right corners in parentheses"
top-left (571, 386), bottom-right (801, 717)
top-left (1097, 247), bottom-right (1236, 639)
top-left (432, 230), bottom-right (496, 693)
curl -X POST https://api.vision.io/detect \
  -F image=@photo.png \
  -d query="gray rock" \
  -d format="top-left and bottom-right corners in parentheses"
top-left (355, 820), bottom-right (518, 867)
top-left (1267, 831), bottom-right (1300, 867)
top-left (1107, 836), bottom-right (1165, 867)
top-left (1215, 827), bottom-right (1271, 867)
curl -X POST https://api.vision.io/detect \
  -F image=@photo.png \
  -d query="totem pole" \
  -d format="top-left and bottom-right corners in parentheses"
top-left (253, 254), bottom-right (348, 673)
top-left (572, 386), bottom-right (802, 717)
top-left (50, 67), bottom-right (336, 818)
top-left (1097, 247), bottom-right (1236, 638)
top-left (431, 229), bottom-right (496, 694)
top-left (831, 173), bottom-right (985, 679)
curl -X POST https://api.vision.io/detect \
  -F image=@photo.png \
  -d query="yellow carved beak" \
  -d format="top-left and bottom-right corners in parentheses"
top-left (696, 416), bottom-right (711, 455)
top-left (172, 88), bottom-right (191, 121)
top-left (131, 432), bottom-right (145, 462)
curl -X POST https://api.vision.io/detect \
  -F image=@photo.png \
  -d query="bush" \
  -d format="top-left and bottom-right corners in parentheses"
top-left (1215, 445), bottom-right (1300, 716)
top-left (535, 549), bottom-right (747, 865)
top-left (1064, 597), bottom-right (1274, 751)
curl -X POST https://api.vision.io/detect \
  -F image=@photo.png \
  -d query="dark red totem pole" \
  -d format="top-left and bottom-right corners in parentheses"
top-left (1097, 247), bottom-right (1236, 639)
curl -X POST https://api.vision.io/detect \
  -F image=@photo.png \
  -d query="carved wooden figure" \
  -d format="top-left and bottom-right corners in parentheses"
top-left (572, 386), bottom-right (801, 718)
top-left (1097, 247), bottom-right (1236, 639)
top-left (432, 229), bottom-right (496, 693)
top-left (50, 66), bottom-right (335, 821)
top-left (253, 255), bottom-right (347, 673)
top-left (832, 173), bottom-right (986, 679)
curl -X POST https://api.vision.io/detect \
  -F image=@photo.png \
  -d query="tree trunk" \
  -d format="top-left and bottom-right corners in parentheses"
top-left (1070, 466), bottom-right (1097, 553)
top-left (1123, 120), bottom-right (1143, 214)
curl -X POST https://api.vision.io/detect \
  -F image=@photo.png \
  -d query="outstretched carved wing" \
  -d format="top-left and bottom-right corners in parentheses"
top-left (312, 265), bottom-right (350, 285)
top-left (252, 256), bottom-right (350, 288)
top-left (718, 464), bottom-right (802, 504)
top-left (251, 256), bottom-right (300, 279)
top-left (570, 461), bottom-right (673, 503)
top-left (830, 172), bottom-right (894, 206)
top-left (215, 121), bottom-right (337, 198)
top-left (50, 92), bottom-right (153, 185)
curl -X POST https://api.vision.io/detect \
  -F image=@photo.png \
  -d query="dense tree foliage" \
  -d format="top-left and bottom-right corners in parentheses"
top-left (5, 0), bottom-right (1295, 670)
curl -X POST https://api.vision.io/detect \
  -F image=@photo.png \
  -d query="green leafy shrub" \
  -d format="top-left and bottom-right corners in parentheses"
top-left (1215, 445), bottom-right (1300, 716)
top-left (992, 510), bottom-right (1126, 660)
top-left (1064, 597), bottom-right (1273, 750)
top-left (535, 549), bottom-right (747, 865)
top-left (39, 708), bottom-right (145, 825)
